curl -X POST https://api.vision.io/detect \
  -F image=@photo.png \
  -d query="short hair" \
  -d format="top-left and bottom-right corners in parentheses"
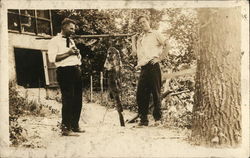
top-left (61, 18), bottom-right (76, 26)
top-left (137, 15), bottom-right (150, 23)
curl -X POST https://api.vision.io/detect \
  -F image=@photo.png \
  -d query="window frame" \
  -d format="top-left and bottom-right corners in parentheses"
top-left (8, 9), bottom-right (53, 37)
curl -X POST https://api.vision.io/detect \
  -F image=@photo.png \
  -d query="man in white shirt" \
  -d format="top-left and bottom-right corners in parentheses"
top-left (48, 18), bottom-right (84, 136)
top-left (132, 15), bottom-right (170, 126)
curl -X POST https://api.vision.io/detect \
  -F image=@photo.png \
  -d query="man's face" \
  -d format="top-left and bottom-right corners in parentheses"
top-left (139, 17), bottom-right (150, 32)
top-left (63, 23), bottom-right (75, 37)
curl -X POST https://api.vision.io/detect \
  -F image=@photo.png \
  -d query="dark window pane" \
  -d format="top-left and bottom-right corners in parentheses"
top-left (36, 10), bottom-right (50, 19)
top-left (37, 19), bottom-right (51, 35)
top-left (8, 9), bottom-right (19, 14)
top-left (20, 10), bottom-right (35, 16)
top-left (20, 16), bottom-right (36, 33)
top-left (8, 13), bottom-right (20, 31)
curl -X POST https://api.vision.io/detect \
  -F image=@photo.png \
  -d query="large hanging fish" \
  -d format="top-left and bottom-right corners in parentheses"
top-left (104, 47), bottom-right (125, 127)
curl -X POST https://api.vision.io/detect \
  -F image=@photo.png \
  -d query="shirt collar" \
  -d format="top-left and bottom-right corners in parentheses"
top-left (141, 29), bottom-right (153, 36)
top-left (58, 32), bottom-right (69, 38)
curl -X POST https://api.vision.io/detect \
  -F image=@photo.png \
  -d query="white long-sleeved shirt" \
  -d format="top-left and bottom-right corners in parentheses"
top-left (134, 29), bottom-right (166, 67)
top-left (47, 33), bottom-right (81, 67)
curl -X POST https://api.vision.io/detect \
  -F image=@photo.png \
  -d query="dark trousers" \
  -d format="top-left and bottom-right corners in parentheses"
top-left (56, 66), bottom-right (83, 130)
top-left (136, 63), bottom-right (162, 122)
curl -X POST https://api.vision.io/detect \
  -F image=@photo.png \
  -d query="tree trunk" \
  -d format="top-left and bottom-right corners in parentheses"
top-left (192, 8), bottom-right (241, 147)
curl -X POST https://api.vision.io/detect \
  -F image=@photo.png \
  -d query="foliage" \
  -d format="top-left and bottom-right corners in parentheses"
top-left (9, 81), bottom-right (28, 146)
top-left (9, 116), bottom-right (27, 146)
top-left (160, 8), bottom-right (198, 72)
top-left (52, 8), bottom-right (198, 128)
top-left (52, 8), bottom-right (165, 109)
top-left (9, 81), bottom-right (59, 147)
top-left (159, 8), bottom-right (197, 128)
top-left (162, 75), bottom-right (195, 128)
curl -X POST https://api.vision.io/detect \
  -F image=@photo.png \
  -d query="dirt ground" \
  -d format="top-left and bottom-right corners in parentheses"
top-left (4, 88), bottom-right (247, 157)
top-left (7, 96), bottom-right (247, 158)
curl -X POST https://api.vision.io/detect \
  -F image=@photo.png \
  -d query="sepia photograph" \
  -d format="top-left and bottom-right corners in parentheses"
top-left (0, 0), bottom-right (249, 157)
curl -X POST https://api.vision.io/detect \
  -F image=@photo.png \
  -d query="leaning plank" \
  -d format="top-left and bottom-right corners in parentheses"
top-left (126, 89), bottom-right (189, 123)
top-left (162, 68), bottom-right (196, 79)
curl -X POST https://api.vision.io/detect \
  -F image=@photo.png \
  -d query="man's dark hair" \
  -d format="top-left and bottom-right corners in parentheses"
top-left (137, 15), bottom-right (150, 23)
top-left (61, 18), bottom-right (76, 26)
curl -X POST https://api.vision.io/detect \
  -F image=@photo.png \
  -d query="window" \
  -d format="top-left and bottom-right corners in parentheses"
top-left (8, 10), bottom-right (20, 31)
top-left (37, 10), bottom-right (50, 19)
top-left (20, 10), bottom-right (36, 33)
top-left (36, 10), bottom-right (52, 35)
top-left (8, 9), bottom-right (53, 36)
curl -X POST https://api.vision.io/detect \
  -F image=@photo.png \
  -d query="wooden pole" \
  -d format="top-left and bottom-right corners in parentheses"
top-left (162, 68), bottom-right (196, 80)
top-left (36, 33), bottom-right (135, 40)
top-left (90, 75), bottom-right (93, 102)
top-left (45, 86), bottom-right (49, 100)
top-left (100, 72), bottom-right (104, 93)
top-left (38, 78), bottom-right (40, 103)
top-left (100, 71), bottom-right (103, 103)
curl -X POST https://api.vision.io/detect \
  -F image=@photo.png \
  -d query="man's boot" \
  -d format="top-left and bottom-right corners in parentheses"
top-left (138, 115), bottom-right (149, 126)
top-left (61, 125), bottom-right (79, 136)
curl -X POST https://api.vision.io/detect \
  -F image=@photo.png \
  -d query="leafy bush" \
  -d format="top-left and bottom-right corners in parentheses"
top-left (9, 116), bottom-right (27, 146)
top-left (9, 81), bottom-right (59, 146)
top-left (9, 81), bottom-right (28, 146)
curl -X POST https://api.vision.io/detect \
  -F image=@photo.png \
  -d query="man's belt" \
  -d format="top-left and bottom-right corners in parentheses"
top-left (57, 65), bottom-right (81, 70)
top-left (141, 62), bottom-right (159, 69)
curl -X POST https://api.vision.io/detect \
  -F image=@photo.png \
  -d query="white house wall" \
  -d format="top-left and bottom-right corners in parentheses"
top-left (8, 32), bottom-right (49, 81)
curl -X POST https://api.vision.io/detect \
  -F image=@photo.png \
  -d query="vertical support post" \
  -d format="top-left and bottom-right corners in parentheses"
top-left (18, 9), bottom-right (22, 33)
top-left (38, 78), bottom-right (40, 103)
top-left (49, 10), bottom-right (53, 36)
top-left (45, 86), bottom-right (49, 100)
top-left (34, 10), bottom-right (38, 35)
top-left (41, 50), bottom-right (50, 86)
top-left (90, 75), bottom-right (93, 102)
top-left (100, 71), bottom-right (103, 103)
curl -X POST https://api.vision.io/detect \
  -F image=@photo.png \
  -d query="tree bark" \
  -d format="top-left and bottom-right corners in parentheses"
top-left (192, 8), bottom-right (241, 147)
